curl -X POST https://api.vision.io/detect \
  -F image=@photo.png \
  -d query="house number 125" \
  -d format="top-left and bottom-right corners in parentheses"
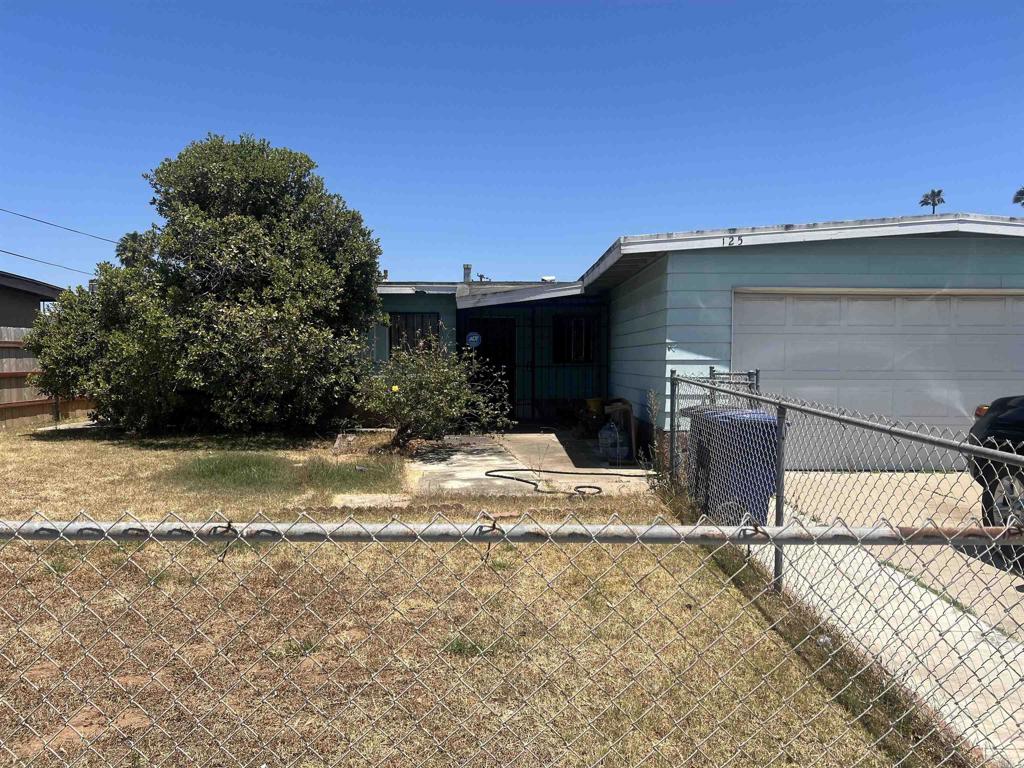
top-left (722, 235), bottom-right (744, 246)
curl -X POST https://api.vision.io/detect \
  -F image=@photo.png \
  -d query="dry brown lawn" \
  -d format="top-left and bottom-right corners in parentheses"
top-left (0, 426), bottom-right (402, 521)
top-left (0, 529), bottom-right (899, 767)
top-left (0, 426), bottom-right (957, 766)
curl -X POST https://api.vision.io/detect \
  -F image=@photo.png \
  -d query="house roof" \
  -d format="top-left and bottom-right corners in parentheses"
top-left (0, 270), bottom-right (63, 300)
top-left (581, 212), bottom-right (1024, 291)
top-left (378, 280), bottom-right (583, 308)
top-left (378, 282), bottom-right (460, 295)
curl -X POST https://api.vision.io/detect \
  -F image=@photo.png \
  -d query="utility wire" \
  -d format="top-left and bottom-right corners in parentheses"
top-left (0, 206), bottom-right (118, 244)
top-left (0, 247), bottom-right (94, 276)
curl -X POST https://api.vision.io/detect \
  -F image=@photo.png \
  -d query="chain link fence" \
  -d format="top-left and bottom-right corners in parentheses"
top-left (1, 514), bottom-right (1023, 766)
top-left (670, 373), bottom-right (1024, 767)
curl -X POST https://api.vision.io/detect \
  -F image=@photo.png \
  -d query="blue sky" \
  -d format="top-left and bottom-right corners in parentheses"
top-left (2, 1), bottom-right (1023, 289)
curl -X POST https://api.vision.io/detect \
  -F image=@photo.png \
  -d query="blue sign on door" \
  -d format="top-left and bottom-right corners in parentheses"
top-left (466, 331), bottom-right (482, 348)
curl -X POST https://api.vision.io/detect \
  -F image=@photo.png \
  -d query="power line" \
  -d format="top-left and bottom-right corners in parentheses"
top-left (0, 247), bottom-right (94, 276)
top-left (0, 206), bottom-right (118, 244)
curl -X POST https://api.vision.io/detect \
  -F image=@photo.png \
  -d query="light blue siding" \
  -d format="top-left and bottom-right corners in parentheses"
top-left (606, 235), bottom-right (1024, 429)
top-left (608, 256), bottom-right (668, 424)
top-left (664, 236), bottom-right (1024, 390)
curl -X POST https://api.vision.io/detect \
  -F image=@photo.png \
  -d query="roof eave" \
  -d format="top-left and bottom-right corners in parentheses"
top-left (0, 271), bottom-right (63, 300)
top-left (455, 282), bottom-right (584, 309)
top-left (619, 214), bottom-right (1024, 255)
top-left (581, 214), bottom-right (1024, 291)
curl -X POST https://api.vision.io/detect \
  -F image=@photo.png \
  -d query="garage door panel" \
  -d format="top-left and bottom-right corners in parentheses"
top-left (955, 297), bottom-right (1006, 326)
top-left (785, 339), bottom-right (840, 371)
top-left (842, 340), bottom-right (894, 372)
top-left (847, 297), bottom-right (895, 326)
top-left (952, 341), bottom-right (1004, 372)
top-left (733, 335), bottom-right (784, 371)
top-left (839, 384), bottom-right (893, 416)
top-left (734, 296), bottom-right (785, 326)
top-left (895, 342), bottom-right (954, 372)
top-left (785, 383), bottom-right (839, 407)
top-left (1011, 298), bottom-right (1024, 326)
top-left (894, 385), bottom-right (952, 418)
top-left (791, 297), bottom-right (841, 326)
top-left (900, 297), bottom-right (950, 326)
top-left (733, 292), bottom-right (1024, 436)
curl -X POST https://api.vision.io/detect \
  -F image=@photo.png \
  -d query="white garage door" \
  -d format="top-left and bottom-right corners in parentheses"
top-left (732, 291), bottom-right (1024, 431)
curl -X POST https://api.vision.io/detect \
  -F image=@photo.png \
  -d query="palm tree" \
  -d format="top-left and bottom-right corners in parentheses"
top-left (1014, 186), bottom-right (1024, 207)
top-left (919, 189), bottom-right (945, 214)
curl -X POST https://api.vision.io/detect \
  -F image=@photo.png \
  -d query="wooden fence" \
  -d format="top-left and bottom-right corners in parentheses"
top-left (0, 327), bottom-right (91, 428)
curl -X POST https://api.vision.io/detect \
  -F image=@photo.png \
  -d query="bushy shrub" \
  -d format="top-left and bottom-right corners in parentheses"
top-left (26, 134), bottom-right (381, 432)
top-left (354, 338), bottom-right (514, 447)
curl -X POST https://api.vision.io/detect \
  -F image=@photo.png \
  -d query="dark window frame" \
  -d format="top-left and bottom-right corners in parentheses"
top-left (388, 312), bottom-right (441, 351)
top-left (552, 314), bottom-right (596, 364)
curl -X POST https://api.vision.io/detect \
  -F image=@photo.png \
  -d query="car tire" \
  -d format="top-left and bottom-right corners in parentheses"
top-left (980, 475), bottom-right (1024, 575)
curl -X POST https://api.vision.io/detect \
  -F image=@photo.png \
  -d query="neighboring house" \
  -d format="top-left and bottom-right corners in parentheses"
top-left (0, 270), bottom-right (78, 427)
top-left (379, 213), bottom-right (1024, 432)
top-left (0, 270), bottom-right (60, 327)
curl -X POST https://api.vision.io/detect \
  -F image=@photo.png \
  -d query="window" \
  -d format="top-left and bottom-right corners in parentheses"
top-left (388, 312), bottom-right (441, 351)
top-left (552, 315), bottom-right (595, 364)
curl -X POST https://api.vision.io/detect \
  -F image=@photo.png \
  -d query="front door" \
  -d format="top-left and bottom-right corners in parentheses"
top-left (464, 317), bottom-right (517, 410)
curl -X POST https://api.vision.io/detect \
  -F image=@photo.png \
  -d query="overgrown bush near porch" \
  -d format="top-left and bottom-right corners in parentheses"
top-left (355, 337), bottom-right (514, 447)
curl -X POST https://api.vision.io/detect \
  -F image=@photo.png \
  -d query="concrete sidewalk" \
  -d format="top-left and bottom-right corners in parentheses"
top-left (751, 513), bottom-right (1024, 767)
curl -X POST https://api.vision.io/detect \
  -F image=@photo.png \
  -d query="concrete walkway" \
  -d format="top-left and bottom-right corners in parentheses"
top-left (498, 431), bottom-right (651, 496)
top-left (750, 513), bottom-right (1024, 767)
top-left (407, 435), bottom-right (540, 495)
top-left (405, 431), bottom-right (653, 496)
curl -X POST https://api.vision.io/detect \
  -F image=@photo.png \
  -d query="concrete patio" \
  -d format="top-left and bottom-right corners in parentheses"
top-left (407, 430), bottom-right (651, 496)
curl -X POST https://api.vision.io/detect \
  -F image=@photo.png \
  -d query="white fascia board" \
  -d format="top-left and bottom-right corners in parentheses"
top-left (618, 216), bottom-right (1024, 256)
top-left (578, 239), bottom-right (624, 288)
top-left (735, 286), bottom-right (1024, 296)
top-left (455, 282), bottom-right (584, 309)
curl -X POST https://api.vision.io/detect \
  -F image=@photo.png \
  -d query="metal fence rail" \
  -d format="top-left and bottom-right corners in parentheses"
top-left (3, 516), bottom-right (1023, 547)
top-left (0, 512), bottom-right (1022, 767)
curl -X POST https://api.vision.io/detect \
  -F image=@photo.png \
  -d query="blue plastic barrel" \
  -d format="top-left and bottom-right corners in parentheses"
top-left (685, 407), bottom-right (778, 525)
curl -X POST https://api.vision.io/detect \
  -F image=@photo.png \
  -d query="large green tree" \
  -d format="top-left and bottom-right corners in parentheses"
top-left (1014, 186), bottom-right (1024, 207)
top-left (27, 135), bottom-right (383, 431)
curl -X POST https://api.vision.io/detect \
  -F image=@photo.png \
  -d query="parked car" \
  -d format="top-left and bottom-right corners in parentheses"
top-left (968, 397), bottom-right (1024, 573)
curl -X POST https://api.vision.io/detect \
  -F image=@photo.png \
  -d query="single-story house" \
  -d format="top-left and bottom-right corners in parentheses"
top-left (375, 212), bottom-right (1024, 433)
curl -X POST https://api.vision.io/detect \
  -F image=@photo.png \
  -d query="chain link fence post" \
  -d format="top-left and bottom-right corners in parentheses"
top-left (773, 403), bottom-right (787, 592)
top-left (669, 369), bottom-right (678, 485)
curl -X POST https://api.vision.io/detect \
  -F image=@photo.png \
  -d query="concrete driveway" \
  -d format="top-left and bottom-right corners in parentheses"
top-left (785, 471), bottom-right (1024, 641)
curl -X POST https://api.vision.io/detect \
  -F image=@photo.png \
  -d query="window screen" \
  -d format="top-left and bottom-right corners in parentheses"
top-left (388, 312), bottom-right (441, 351)
top-left (552, 315), bottom-right (595, 364)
